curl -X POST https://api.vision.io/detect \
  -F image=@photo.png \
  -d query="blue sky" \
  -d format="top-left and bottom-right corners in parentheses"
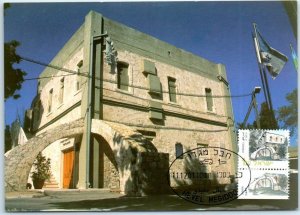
top-left (3, 2), bottom-right (298, 145)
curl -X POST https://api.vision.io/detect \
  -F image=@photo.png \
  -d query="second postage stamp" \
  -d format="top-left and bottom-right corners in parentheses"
top-left (238, 130), bottom-right (289, 199)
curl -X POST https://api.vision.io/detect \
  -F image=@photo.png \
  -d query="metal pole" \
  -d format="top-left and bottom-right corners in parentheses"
top-left (242, 98), bottom-right (254, 128)
top-left (252, 24), bottom-right (269, 108)
top-left (252, 93), bottom-right (261, 129)
top-left (262, 67), bottom-right (273, 112)
top-left (252, 23), bottom-right (274, 112)
top-left (85, 37), bottom-right (94, 189)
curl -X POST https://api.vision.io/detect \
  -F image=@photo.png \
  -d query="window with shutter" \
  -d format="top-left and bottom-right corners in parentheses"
top-left (142, 59), bottom-right (156, 75)
top-left (149, 101), bottom-right (163, 120)
top-left (148, 74), bottom-right (161, 95)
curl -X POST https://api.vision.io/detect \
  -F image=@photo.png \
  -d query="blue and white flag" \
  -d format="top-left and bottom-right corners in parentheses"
top-left (255, 30), bottom-right (288, 79)
top-left (290, 44), bottom-right (298, 72)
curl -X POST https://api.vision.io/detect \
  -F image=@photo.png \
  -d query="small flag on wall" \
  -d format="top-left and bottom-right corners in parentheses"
top-left (254, 26), bottom-right (288, 79)
top-left (290, 44), bottom-right (298, 72)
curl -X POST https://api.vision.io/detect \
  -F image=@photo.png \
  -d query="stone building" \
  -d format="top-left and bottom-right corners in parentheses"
top-left (250, 131), bottom-right (287, 160)
top-left (5, 11), bottom-right (236, 195)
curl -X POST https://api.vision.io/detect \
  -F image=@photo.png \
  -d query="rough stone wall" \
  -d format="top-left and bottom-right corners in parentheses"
top-left (91, 119), bottom-right (169, 195)
top-left (5, 119), bottom-right (84, 192)
top-left (138, 152), bottom-right (170, 195)
top-left (32, 48), bottom-right (84, 133)
top-left (103, 154), bottom-right (120, 191)
top-left (6, 118), bottom-right (169, 196)
top-left (102, 50), bottom-right (227, 118)
top-left (102, 49), bottom-right (231, 151)
top-left (101, 49), bottom-right (234, 190)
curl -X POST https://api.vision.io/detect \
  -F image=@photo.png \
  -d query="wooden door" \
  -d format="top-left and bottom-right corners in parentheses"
top-left (63, 149), bottom-right (74, 188)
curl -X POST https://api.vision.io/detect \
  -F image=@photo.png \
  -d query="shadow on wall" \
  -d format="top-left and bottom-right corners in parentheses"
top-left (93, 134), bottom-right (120, 190)
top-left (172, 147), bottom-right (227, 194)
top-left (26, 94), bottom-right (44, 134)
top-left (111, 131), bottom-right (170, 196)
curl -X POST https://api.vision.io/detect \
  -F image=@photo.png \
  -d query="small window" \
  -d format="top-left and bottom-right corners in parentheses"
top-left (175, 142), bottom-right (183, 159)
top-left (48, 89), bottom-right (53, 113)
top-left (168, 77), bottom-right (177, 103)
top-left (205, 88), bottom-right (213, 111)
top-left (117, 62), bottom-right (129, 91)
top-left (59, 78), bottom-right (64, 104)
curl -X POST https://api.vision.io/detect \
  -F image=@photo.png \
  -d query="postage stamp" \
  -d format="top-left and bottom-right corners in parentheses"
top-left (238, 169), bottom-right (289, 199)
top-left (238, 130), bottom-right (290, 199)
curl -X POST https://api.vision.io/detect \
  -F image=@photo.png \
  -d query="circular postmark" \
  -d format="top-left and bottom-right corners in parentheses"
top-left (168, 146), bottom-right (251, 205)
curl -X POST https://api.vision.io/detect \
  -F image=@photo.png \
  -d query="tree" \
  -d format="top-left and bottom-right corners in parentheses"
top-left (237, 102), bottom-right (278, 129)
top-left (4, 3), bottom-right (27, 101)
top-left (277, 89), bottom-right (297, 135)
top-left (258, 102), bottom-right (278, 129)
top-left (278, 138), bottom-right (288, 159)
top-left (5, 125), bottom-right (12, 153)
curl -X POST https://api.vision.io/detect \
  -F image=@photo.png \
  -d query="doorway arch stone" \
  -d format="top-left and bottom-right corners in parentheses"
top-left (5, 118), bottom-right (169, 196)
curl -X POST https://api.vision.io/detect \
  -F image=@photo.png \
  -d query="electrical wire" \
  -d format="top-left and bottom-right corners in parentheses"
top-left (23, 73), bottom-right (76, 81)
top-left (20, 55), bottom-right (252, 99)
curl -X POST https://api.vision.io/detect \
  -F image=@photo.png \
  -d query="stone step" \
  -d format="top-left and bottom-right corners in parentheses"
top-left (43, 175), bottom-right (59, 189)
top-left (43, 184), bottom-right (59, 189)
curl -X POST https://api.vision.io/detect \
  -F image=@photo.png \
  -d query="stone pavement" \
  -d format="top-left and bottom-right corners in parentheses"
top-left (4, 173), bottom-right (298, 211)
top-left (5, 188), bottom-right (123, 200)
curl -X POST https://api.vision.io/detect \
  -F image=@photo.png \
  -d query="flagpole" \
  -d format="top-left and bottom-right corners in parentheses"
top-left (252, 23), bottom-right (270, 110)
top-left (252, 23), bottom-right (274, 112)
top-left (262, 66), bottom-right (273, 112)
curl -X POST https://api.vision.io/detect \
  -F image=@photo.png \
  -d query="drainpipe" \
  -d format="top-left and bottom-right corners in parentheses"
top-left (85, 36), bottom-right (94, 189)
top-left (85, 31), bottom-right (108, 189)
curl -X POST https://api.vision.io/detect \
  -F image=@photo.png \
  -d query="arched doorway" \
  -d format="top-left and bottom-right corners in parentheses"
top-left (256, 148), bottom-right (272, 159)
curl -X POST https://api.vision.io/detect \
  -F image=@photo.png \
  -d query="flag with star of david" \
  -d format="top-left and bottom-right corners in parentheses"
top-left (256, 30), bottom-right (288, 79)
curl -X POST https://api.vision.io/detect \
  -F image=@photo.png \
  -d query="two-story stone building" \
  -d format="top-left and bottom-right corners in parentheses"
top-left (13, 11), bottom-right (236, 194)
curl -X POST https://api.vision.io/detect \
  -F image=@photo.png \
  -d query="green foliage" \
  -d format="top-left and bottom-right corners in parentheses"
top-left (278, 138), bottom-right (289, 159)
top-left (278, 174), bottom-right (288, 189)
top-left (248, 130), bottom-right (263, 153)
top-left (259, 102), bottom-right (278, 129)
top-left (5, 125), bottom-right (12, 153)
top-left (237, 122), bottom-right (256, 129)
top-left (4, 40), bottom-right (27, 100)
top-left (4, 3), bottom-right (11, 15)
top-left (31, 152), bottom-right (52, 181)
top-left (277, 89), bottom-right (297, 135)
top-left (238, 102), bottom-right (278, 129)
top-left (278, 144), bottom-right (287, 159)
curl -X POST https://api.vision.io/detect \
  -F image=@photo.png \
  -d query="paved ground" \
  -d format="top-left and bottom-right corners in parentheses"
top-left (4, 173), bottom-right (298, 212)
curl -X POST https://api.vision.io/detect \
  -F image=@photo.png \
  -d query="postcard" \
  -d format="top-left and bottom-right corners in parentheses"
top-left (3, 1), bottom-right (298, 212)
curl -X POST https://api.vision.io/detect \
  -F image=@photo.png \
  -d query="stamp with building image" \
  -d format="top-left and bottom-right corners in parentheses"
top-left (238, 130), bottom-right (290, 199)
top-left (238, 169), bottom-right (289, 199)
